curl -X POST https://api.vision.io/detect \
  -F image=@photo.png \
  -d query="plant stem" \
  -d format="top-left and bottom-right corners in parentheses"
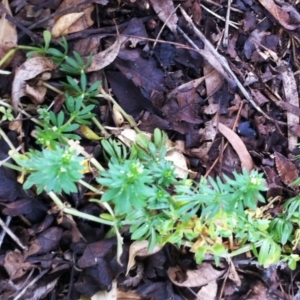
top-left (98, 87), bottom-right (141, 134)
top-left (47, 191), bottom-right (114, 226)
top-left (1, 161), bottom-right (23, 171)
top-left (0, 49), bottom-right (16, 68)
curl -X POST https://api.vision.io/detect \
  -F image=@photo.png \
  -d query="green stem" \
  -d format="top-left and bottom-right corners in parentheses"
top-left (229, 240), bottom-right (263, 257)
top-left (1, 161), bottom-right (23, 172)
top-left (79, 179), bottom-right (103, 194)
top-left (0, 49), bottom-right (17, 68)
top-left (47, 191), bottom-right (114, 226)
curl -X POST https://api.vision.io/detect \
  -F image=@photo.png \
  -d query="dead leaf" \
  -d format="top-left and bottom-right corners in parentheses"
top-left (278, 60), bottom-right (299, 151)
top-left (0, 0), bottom-right (17, 68)
top-left (149, 0), bottom-right (178, 33)
top-left (168, 263), bottom-right (225, 287)
top-left (197, 280), bottom-right (218, 300)
top-left (218, 122), bottom-right (254, 172)
top-left (4, 250), bottom-right (33, 280)
top-left (257, 0), bottom-right (300, 30)
top-left (187, 119), bottom-right (218, 164)
top-left (51, 12), bottom-right (85, 38)
top-left (11, 56), bottom-right (55, 114)
top-left (275, 152), bottom-right (299, 188)
top-left (126, 241), bottom-right (162, 275)
top-left (85, 33), bottom-right (121, 73)
top-left (52, 0), bottom-right (95, 37)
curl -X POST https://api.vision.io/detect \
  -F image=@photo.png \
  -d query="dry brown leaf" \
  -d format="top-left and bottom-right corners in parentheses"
top-left (278, 60), bottom-right (299, 151)
top-left (52, 0), bottom-right (95, 37)
top-left (149, 0), bottom-right (178, 33)
top-left (11, 56), bottom-right (55, 114)
top-left (197, 280), bottom-right (218, 300)
top-left (275, 152), bottom-right (299, 188)
top-left (168, 263), bottom-right (225, 287)
top-left (257, 0), bottom-right (300, 30)
top-left (85, 33), bottom-right (121, 73)
top-left (126, 241), bottom-right (162, 276)
top-left (0, 0), bottom-right (17, 68)
top-left (218, 122), bottom-right (254, 172)
top-left (51, 12), bottom-right (85, 38)
top-left (187, 119), bottom-right (218, 164)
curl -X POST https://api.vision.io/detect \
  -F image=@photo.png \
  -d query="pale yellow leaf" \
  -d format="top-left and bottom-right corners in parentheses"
top-left (51, 12), bottom-right (85, 38)
top-left (126, 241), bottom-right (162, 276)
top-left (218, 122), bottom-right (254, 172)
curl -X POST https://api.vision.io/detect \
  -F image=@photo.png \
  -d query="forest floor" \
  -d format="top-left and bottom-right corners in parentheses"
top-left (1, 0), bottom-right (300, 299)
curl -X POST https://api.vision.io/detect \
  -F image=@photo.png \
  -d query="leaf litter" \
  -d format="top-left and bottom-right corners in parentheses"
top-left (0, 0), bottom-right (300, 299)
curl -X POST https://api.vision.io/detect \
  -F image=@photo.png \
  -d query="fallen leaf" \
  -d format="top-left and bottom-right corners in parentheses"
top-left (275, 152), bottom-right (299, 188)
top-left (85, 33), bottom-right (121, 73)
top-left (278, 60), bottom-right (299, 151)
top-left (11, 56), bottom-right (55, 114)
top-left (0, 0), bottom-right (17, 68)
top-left (126, 241), bottom-right (162, 275)
top-left (149, 0), bottom-right (178, 33)
top-left (218, 122), bottom-right (254, 172)
top-left (51, 12), bottom-right (85, 38)
top-left (197, 280), bottom-right (218, 300)
top-left (80, 124), bottom-right (101, 140)
top-left (168, 263), bottom-right (225, 287)
top-left (4, 250), bottom-right (33, 280)
top-left (257, 0), bottom-right (300, 30)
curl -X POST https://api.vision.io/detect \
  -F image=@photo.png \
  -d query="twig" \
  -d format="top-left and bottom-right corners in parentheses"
top-left (13, 269), bottom-right (49, 300)
top-left (153, 4), bottom-right (180, 49)
top-left (200, 4), bottom-right (239, 29)
top-left (222, 0), bottom-right (232, 48)
top-left (178, 7), bottom-right (273, 121)
top-left (0, 216), bottom-right (27, 250)
top-left (0, 216), bottom-right (11, 247)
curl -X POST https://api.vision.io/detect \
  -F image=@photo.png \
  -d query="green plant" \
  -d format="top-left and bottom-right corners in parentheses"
top-left (3, 29), bottom-right (300, 270)
top-left (12, 145), bottom-right (84, 194)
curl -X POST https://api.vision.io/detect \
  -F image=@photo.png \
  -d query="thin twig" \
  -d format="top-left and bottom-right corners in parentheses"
top-left (223, 0), bottom-right (232, 48)
top-left (178, 7), bottom-right (273, 121)
top-left (200, 4), bottom-right (239, 29)
top-left (0, 216), bottom-right (27, 250)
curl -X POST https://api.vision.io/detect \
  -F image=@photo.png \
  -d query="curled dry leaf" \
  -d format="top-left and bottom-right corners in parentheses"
top-left (275, 151), bottom-right (299, 189)
top-left (218, 122), bottom-right (254, 172)
top-left (79, 124), bottom-right (101, 140)
top-left (51, 12), bottom-right (85, 38)
top-left (168, 263), bottom-right (225, 287)
top-left (126, 240), bottom-right (162, 276)
top-left (0, 0), bottom-right (17, 68)
top-left (149, 0), bottom-right (178, 33)
top-left (11, 56), bottom-right (56, 114)
top-left (257, 0), bottom-right (300, 30)
top-left (85, 32), bottom-right (123, 73)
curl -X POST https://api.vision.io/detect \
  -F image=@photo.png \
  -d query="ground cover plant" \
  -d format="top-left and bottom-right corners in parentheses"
top-left (1, 0), bottom-right (300, 299)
